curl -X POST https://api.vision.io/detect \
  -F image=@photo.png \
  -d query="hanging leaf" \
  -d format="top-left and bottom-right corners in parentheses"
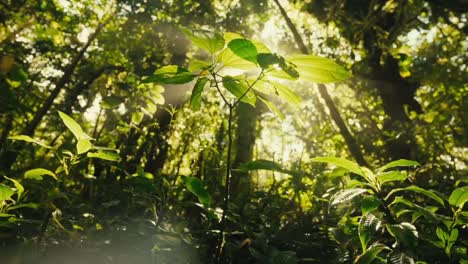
top-left (377, 171), bottom-right (407, 184)
top-left (142, 65), bottom-right (196, 84)
top-left (253, 80), bottom-right (302, 106)
top-left (188, 59), bottom-right (211, 72)
top-left (330, 188), bottom-right (369, 207)
top-left (222, 76), bottom-right (256, 106)
top-left (0, 184), bottom-right (14, 201)
top-left (449, 186), bottom-right (468, 208)
top-left (378, 159), bottom-right (419, 173)
top-left (183, 176), bottom-right (211, 207)
top-left (180, 27), bottom-right (225, 54)
top-left (24, 168), bottom-right (58, 181)
top-left (190, 77), bottom-right (209, 110)
top-left (77, 139), bottom-right (92, 154)
top-left (288, 55), bottom-right (351, 83)
top-left (258, 96), bottom-right (285, 119)
top-left (354, 244), bottom-right (388, 264)
top-left (312, 157), bottom-right (364, 177)
top-left (8, 135), bottom-right (52, 149)
top-left (389, 197), bottom-right (440, 222)
top-left (257, 53), bottom-right (299, 79)
top-left (87, 150), bottom-right (120, 162)
top-left (386, 185), bottom-right (445, 206)
top-left (227, 38), bottom-right (258, 64)
top-left (4, 176), bottom-right (24, 201)
top-left (358, 213), bottom-right (382, 252)
top-left (58, 111), bottom-right (91, 140)
top-left (386, 222), bottom-right (418, 249)
top-left (239, 159), bottom-right (285, 173)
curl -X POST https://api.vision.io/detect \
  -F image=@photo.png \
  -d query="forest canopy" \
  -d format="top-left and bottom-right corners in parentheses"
top-left (0, 0), bottom-right (467, 263)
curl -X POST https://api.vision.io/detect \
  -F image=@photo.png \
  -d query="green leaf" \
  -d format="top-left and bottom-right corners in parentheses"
top-left (386, 222), bottom-right (418, 248)
top-left (77, 139), bottom-right (92, 154)
top-left (361, 195), bottom-right (382, 215)
top-left (142, 65), bottom-right (196, 84)
top-left (257, 53), bottom-right (299, 79)
top-left (183, 176), bottom-right (211, 207)
top-left (101, 96), bottom-right (124, 109)
top-left (359, 213), bottom-right (382, 252)
top-left (24, 168), bottom-right (57, 180)
top-left (222, 76), bottom-right (256, 106)
top-left (8, 135), bottom-right (52, 149)
top-left (390, 197), bottom-right (440, 222)
top-left (58, 111), bottom-right (90, 140)
top-left (4, 176), bottom-right (24, 201)
top-left (188, 59), bottom-right (211, 72)
top-left (190, 77), bottom-right (209, 110)
top-left (180, 27), bottom-right (225, 54)
top-left (288, 55), bottom-right (351, 83)
top-left (8, 203), bottom-right (40, 210)
top-left (387, 251), bottom-right (415, 264)
top-left (377, 171), bottom-right (407, 184)
top-left (386, 185), bottom-right (445, 206)
top-left (253, 80), bottom-right (301, 106)
top-left (227, 38), bottom-right (258, 64)
top-left (312, 157), bottom-right (364, 177)
top-left (87, 150), bottom-right (120, 162)
top-left (330, 188), bottom-right (369, 207)
top-left (258, 96), bottom-right (284, 119)
top-left (378, 159), bottom-right (419, 173)
top-left (0, 184), bottom-right (14, 201)
top-left (449, 186), bottom-right (468, 208)
top-left (354, 244), bottom-right (388, 264)
top-left (239, 159), bottom-right (284, 173)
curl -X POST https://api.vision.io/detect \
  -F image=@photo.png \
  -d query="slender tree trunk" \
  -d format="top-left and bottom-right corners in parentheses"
top-left (273, 0), bottom-right (369, 167)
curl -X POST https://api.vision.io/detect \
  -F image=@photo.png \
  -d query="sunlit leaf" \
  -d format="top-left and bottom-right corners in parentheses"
top-left (101, 96), bottom-right (124, 109)
top-left (253, 80), bottom-right (302, 106)
top-left (183, 176), bottom-right (211, 207)
top-left (386, 185), bottom-right (444, 206)
top-left (142, 65), bottom-right (196, 84)
top-left (222, 76), bottom-right (256, 106)
top-left (239, 159), bottom-right (284, 173)
top-left (227, 38), bottom-right (258, 64)
top-left (386, 222), bottom-right (418, 248)
top-left (58, 111), bottom-right (91, 140)
top-left (449, 186), bottom-right (468, 208)
top-left (8, 135), bottom-right (52, 149)
top-left (312, 157), bottom-right (364, 177)
top-left (258, 96), bottom-right (284, 119)
top-left (330, 188), bottom-right (369, 207)
top-left (377, 171), bottom-right (407, 184)
top-left (288, 55), bottom-right (351, 83)
top-left (180, 27), bottom-right (225, 54)
top-left (361, 195), bottom-right (381, 215)
top-left (354, 244), bottom-right (388, 264)
top-left (358, 213), bottom-right (382, 252)
top-left (87, 150), bottom-right (120, 162)
top-left (4, 176), bottom-right (24, 201)
top-left (0, 184), bottom-right (14, 201)
top-left (257, 53), bottom-right (299, 79)
top-left (190, 77), bottom-right (209, 110)
top-left (76, 139), bottom-right (92, 155)
top-left (378, 159), bottom-right (419, 173)
top-left (24, 168), bottom-right (58, 180)
top-left (188, 59), bottom-right (211, 72)
top-left (390, 197), bottom-right (440, 222)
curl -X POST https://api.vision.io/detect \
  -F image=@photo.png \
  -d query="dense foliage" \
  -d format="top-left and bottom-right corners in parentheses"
top-left (0, 0), bottom-right (466, 263)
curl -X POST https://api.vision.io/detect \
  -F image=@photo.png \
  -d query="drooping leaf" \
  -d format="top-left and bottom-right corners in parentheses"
top-left (449, 186), bottom-right (468, 208)
top-left (253, 80), bottom-right (301, 106)
top-left (312, 157), bottom-right (364, 177)
top-left (142, 65), bottom-right (196, 84)
top-left (257, 53), bottom-right (299, 79)
top-left (190, 77), bottom-right (209, 110)
top-left (77, 139), bottom-right (92, 155)
top-left (354, 244), bottom-right (388, 264)
top-left (330, 188), bottom-right (369, 207)
top-left (180, 27), bottom-right (225, 54)
top-left (87, 150), bottom-right (121, 162)
top-left (24, 168), bottom-right (57, 180)
top-left (222, 76), bottom-right (256, 106)
top-left (0, 184), bottom-right (14, 201)
top-left (258, 96), bottom-right (285, 119)
top-left (8, 203), bottom-right (40, 210)
top-left (183, 176), bottom-right (211, 207)
top-left (390, 197), bottom-right (441, 222)
top-left (4, 176), bottom-right (24, 201)
top-left (239, 159), bottom-right (284, 173)
top-left (378, 159), bottom-right (420, 173)
top-left (188, 59), bottom-right (211, 72)
top-left (8, 135), bottom-right (52, 149)
top-left (377, 171), bottom-right (407, 184)
top-left (386, 185), bottom-right (445, 206)
top-left (288, 55), bottom-right (351, 83)
top-left (101, 96), bottom-right (124, 109)
top-left (58, 111), bottom-right (90, 140)
top-left (359, 213), bottom-right (382, 252)
top-left (227, 38), bottom-right (258, 64)
top-left (386, 222), bottom-right (418, 248)
top-left (361, 195), bottom-right (382, 215)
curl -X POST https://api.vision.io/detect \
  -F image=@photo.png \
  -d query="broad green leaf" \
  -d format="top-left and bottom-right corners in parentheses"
top-left (183, 176), bottom-right (211, 207)
top-left (312, 157), bottom-right (364, 177)
top-left (222, 76), bottom-right (256, 106)
top-left (8, 203), bottom-right (40, 210)
top-left (436, 226), bottom-right (448, 242)
top-left (142, 65), bottom-right (196, 84)
top-left (390, 197), bottom-right (440, 222)
top-left (190, 77), bottom-right (209, 110)
top-left (253, 80), bottom-right (302, 106)
top-left (24, 168), bottom-right (57, 180)
top-left (354, 244), bottom-right (388, 264)
top-left (180, 27), bottom-right (225, 54)
top-left (4, 176), bottom-right (24, 201)
top-left (377, 171), bottom-right (407, 184)
top-left (387, 251), bottom-right (415, 264)
top-left (77, 139), bottom-right (92, 155)
top-left (58, 111), bottom-right (90, 140)
top-left (8, 135), bottom-right (52, 149)
top-left (257, 53), bottom-right (299, 79)
top-left (386, 185), bottom-right (444, 206)
top-left (101, 96), bottom-right (124, 109)
top-left (361, 195), bottom-right (381, 215)
top-left (87, 151), bottom-right (121, 162)
top-left (359, 213), bottom-right (382, 252)
top-left (330, 188), bottom-right (369, 207)
top-left (386, 222), bottom-right (418, 248)
top-left (258, 96), bottom-right (285, 119)
top-left (378, 159), bottom-right (419, 173)
top-left (188, 59), bottom-right (211, 72)
top-left (0, 184), bottom-right (14, 201)
top-left (217, 34), bottom-right (269, 70)
top-left (288, 55), bottom-right (351, 83)
top-left (227, 38), bottom-right (258, 64)
top-left (449, 186), bottom-right (468, 208)
top-left (239, 159), bottom-right (284, 173)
